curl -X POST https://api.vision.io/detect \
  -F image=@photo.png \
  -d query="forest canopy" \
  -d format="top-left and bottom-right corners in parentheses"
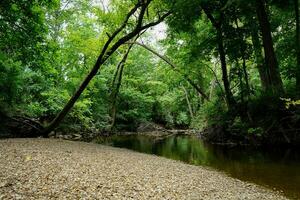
top-left (0, 0), bottom-right (299, 144)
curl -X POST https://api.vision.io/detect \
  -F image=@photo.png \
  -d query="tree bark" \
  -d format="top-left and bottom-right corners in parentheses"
top-left (110, 42), bottom-right (135, 130)
top-left (234, 17), bottom-right (250, 97)
top-left (207, 61), bottom-right (226, 102)
top-left (295, 0), bottom-right (300, 93)
top-left (242, 56), bottom-right (250, 96)
top-left (255, 0), bottom-right (284, 94)
top-left (43, 1), bottom-right (171, 135)
top-left (182, 86), bottom-right (194, 118)
top-left (250, 25), bottom-right (270, 91)
top-left (202, 7), bottom-right (235, 108)
top-left (216, 24), bottom-right (235, 108)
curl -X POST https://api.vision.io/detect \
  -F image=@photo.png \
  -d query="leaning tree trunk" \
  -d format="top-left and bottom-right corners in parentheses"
top-left (255, 0), bottom-right (284, 94)
top-left (42, 1), bottom-right (170, 136)
top-left (295, 0), bottom-right (300, 94)
top-left (110, 42), bottom-right (135, 130)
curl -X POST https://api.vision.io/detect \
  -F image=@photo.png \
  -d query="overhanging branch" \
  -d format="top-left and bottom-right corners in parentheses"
top-left (128, 41), bottom-right (209, 100)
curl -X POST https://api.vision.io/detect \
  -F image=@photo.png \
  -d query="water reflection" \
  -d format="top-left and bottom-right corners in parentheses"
top-left (100, 134), bottom-right (300, 199)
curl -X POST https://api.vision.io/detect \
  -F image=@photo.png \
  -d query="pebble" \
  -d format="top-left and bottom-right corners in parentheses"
top-left (0, 139), bottom-right (287, 199)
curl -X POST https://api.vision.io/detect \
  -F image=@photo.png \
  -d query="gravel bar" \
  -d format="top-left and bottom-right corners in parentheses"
top-left (0, 139), bottom-right (287, 199)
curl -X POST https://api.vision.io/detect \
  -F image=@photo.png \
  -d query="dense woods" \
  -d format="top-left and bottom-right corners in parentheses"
top-left (1, 0), bottom-right (300, 145)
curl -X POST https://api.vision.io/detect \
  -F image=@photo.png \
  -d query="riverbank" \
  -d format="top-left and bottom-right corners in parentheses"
top-left (0, 139), bottom-right (287, 199)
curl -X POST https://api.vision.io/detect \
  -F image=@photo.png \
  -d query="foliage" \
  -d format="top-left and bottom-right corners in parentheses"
top-left (191, 98), bottom-right (227, 131)
top-left (281, 98), bottom-right (300, 109)
top-left (0, 53), bottom-right (22, 107)
top-left (1, 0), bottom-right (299, 144)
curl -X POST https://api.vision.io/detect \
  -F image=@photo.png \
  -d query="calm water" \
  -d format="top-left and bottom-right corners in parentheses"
top-left (99, 134), bottom-right (300, 199)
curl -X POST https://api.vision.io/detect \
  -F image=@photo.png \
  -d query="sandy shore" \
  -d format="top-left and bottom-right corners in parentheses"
top-left (0, 139), bottom-right (287, 199)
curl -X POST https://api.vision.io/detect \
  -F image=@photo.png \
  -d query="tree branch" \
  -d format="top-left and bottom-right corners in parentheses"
top-left (43, 1), bottom-right (171, 135)
top-left (127, 41), bottom-right (209, 100)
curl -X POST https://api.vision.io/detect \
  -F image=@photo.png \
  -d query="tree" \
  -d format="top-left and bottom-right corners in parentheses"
top-left (43, 0), bottom-right (171, 135)
top-left (109, 40), bottom-right (137, 130)
top-left (250, 20), bottom-right (270, 91)
top-left (1, 0), bottom-right (299, 144)
top-left (130, 41), bottom-right (209, 100)
top-left (204, 9), bottom-right (235, 108)
top-left (255, 0), bottom-right (284, 94)
top-left (164, 0), bottom-right (236, 108)
top-left (295, 0), bottom-right (300, 93)
top-left (0, 0), bottom-right (57, 109)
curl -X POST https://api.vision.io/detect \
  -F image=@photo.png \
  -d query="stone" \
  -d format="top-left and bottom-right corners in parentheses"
top-left (72, 134), bottom-right (82, 141)
top-left (48, 131), bottom-right (55, 137)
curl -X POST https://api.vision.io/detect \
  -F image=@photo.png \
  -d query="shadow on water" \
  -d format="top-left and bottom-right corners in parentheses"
top-left (99, 134), bottom-right (300, 199)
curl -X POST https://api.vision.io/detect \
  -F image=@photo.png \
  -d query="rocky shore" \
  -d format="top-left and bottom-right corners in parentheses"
top-left (0, 139), bottom-right (287, 199)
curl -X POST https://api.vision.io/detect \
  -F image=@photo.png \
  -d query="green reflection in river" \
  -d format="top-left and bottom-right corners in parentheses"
top-left (99, 134), bottom-right (300, 199)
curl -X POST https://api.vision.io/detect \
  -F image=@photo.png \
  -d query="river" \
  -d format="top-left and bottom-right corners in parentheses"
top-left (98, 134), bottom-right (300, 199)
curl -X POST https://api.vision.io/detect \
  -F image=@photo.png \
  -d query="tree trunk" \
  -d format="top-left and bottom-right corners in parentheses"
top-left (207, 61), bottom-right (226, 102)
top-left (110, 66), bottom-right (121, 131)
top-left (237, 61), bottom-right (244, 104)
top-left (216, 24), bottom-right (235, 108)
top-left (255, 0), bottom-right (284, 94)
top-left (251, 25), bottom-right (270, 91)
top-left (42, 1), bottom-right (171, 135)
top-left (235, 16), bottom-right (250, 97)
top-left (110, 43), bottom-right (135, 130)
top-left (242, 56), bottom-right (250, 96)
top-left (202, 7), bottom-right (235, 108)
top-left (109, 55), bottom-right (125, 131)
top-left (182, 86), bottom-right (194, 118)
top-left (295, 0), bottom-right (300, 93)
top-left (209, 79), bottom-right (217, 100)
